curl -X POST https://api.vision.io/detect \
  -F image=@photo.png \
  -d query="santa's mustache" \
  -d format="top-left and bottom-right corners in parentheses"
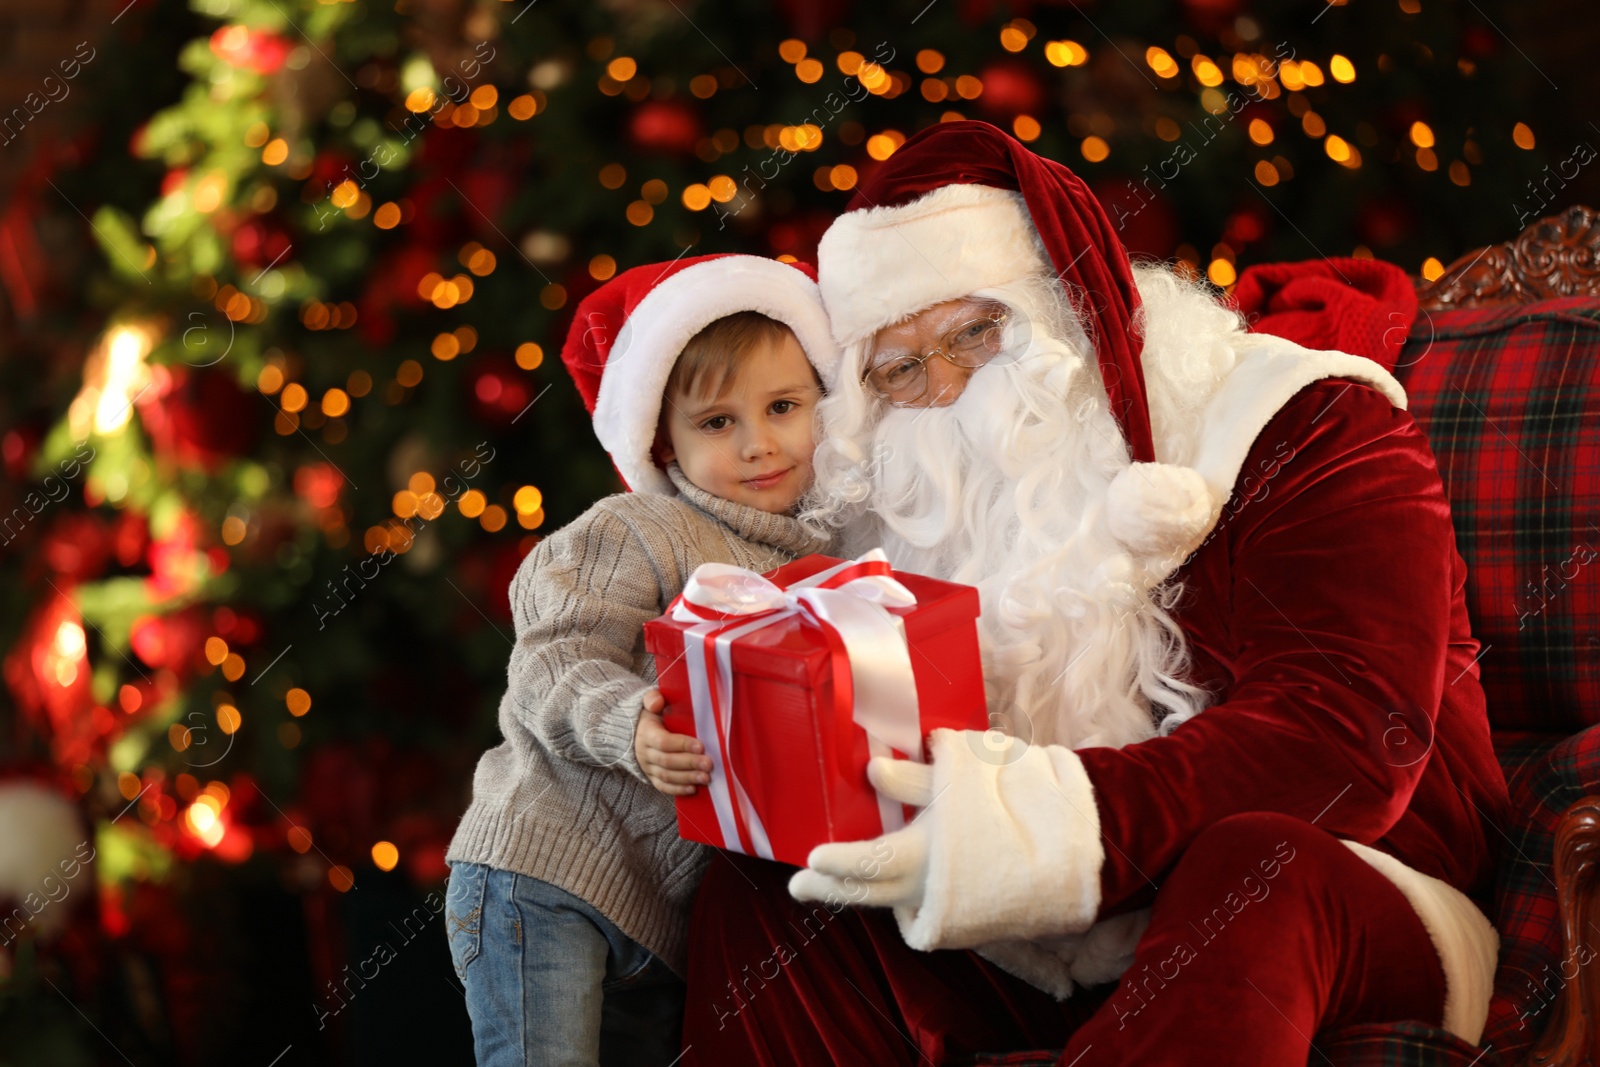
top-left (867, 335), bottom-right (1107, 556)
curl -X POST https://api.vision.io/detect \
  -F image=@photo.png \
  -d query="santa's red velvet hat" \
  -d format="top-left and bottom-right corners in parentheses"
top-left (819, 121), bottom-right (1226, 565)
top-left (561, 253), bottom-right (839, 495)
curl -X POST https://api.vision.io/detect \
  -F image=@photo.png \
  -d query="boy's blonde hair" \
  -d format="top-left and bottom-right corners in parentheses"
top-left (663, 312), bottom-right (796, 402)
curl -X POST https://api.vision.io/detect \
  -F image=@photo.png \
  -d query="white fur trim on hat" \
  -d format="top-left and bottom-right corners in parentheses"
top-left (818, 184), bottom-right (1051, 348)
top-left (591, 256), bottom-right (839, 496)
top-left (1342, 841), bottom-right (1498, 1045)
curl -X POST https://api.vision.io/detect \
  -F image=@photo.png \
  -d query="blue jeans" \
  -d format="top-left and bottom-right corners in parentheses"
top-left (445, 861), bottom-right (685, 1067)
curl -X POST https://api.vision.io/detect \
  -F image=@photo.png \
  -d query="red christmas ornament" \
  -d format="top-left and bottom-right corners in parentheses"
top-left (1, 587), bottom-right (100, 767)
top-left (457, 165), bottom-right (517, 229)
top-left (211, 605), bottom-right (263, 646)
top-left (144, 509), bottom-right (213, 602)
top-left (628, 100), bottom-right (704, 156)
top-left (487, 540), bottom-right (529, 623)
top-left (388, 811), bottom-right (453, 885)
top-left (774, 0), bottom-right (854, 38)
top-left (1462, 25), bottom-right (1498, 57)
top-left (112, 510), bottom-right (149, 569)
top-left (467, 355), bottom-right (533, 427)
top-left (293, 463), bottom-right (345, 510)
top-left (1182, 0), bottom-right (1243, 35)
top-left (975, 61), bottom-right (1046, 118)
top-left (1223, 204), bottom-right (1269, 247)
top-left (230, 216), bottom-right (293, 272)
top-left (457, 539), bottom-right (531, 626)
top-left (1357, 198), bottom-right (1415, 249)
top-left (42, 513), bottom-right (112, 581)
top-left (129, 607), bottom-right (209, 673)
top-left (2, 424), bottom-right (42, 482)
top-left (137, 365), bottom-right (260, 473)
top-left (303, 742), bottom-right (382, 854)
top-left (771, 210), bottom-right (834, 263)
top-left (161, 168), bottom-right (189, 199)
top-left (357, 251), bottom-right (426, 348)
top-left (309, 150), bottom-right (356, 193)
top-left (208, 25), bottom-right (294, 75)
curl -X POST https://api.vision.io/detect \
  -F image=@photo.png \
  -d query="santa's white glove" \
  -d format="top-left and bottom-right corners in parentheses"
top-left (788, 756), bottom-right (935, 910)
top-left (789, 728), bottom-right (1106, 952)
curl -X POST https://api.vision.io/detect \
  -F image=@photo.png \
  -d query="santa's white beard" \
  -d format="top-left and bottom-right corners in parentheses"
top-left (807, 276), bottom-right (1213, 750)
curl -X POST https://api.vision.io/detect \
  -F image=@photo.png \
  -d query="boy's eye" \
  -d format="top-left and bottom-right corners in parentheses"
top-left (771, 399), bottom-right (797, 415)
top-left (700, 415), bottom-right (731, 432)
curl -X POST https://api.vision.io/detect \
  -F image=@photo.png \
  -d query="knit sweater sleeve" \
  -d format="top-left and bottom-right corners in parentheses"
top-left (503, 502), bottom-right (668, 782)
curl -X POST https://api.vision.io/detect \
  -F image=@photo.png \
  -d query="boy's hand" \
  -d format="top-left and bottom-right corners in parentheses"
top-left (635, 688), bottom-right (712, 796)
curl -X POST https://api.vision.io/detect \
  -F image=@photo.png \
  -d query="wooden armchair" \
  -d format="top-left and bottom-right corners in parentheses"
top-left (1404, 204), bottom-right (1600, 1067)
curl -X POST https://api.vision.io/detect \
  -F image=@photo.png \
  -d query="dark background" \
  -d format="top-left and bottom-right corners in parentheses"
top-left (0, 0), bottom-right (1594, 1063)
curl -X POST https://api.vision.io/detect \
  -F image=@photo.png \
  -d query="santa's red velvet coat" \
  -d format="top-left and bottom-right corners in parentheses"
top-left (1083, 372), bottom-right (1505, 915)
top-left (681, 372), bottom-right (1509, 1064)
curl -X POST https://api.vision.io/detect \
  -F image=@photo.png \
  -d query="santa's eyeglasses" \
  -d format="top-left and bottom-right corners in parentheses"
top-left (859, 308), bottom-right (1010, 407)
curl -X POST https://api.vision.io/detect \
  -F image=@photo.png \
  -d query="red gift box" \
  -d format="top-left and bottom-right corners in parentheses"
top-left (642, 552), bottom-right (987, 867)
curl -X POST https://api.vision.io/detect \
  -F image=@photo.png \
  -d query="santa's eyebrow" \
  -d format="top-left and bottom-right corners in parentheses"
top-left (869, 309), bottom-right (996, 365)
top-left (868, 345), bottom-right (917, 365)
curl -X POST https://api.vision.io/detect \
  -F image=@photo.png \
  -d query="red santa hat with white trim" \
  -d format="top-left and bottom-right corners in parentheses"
top-left (817, 120), bottom-right (1216, 561)
top-left (560, 253), bottom-right (840, 496)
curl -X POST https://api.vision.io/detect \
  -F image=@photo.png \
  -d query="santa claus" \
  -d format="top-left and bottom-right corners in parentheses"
top-left (680, 121), bottom-right (1509, 1064)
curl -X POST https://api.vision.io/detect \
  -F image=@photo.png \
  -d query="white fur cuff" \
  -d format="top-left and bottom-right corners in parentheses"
top-left (1342, 841), bottom-right (1499, 1046)
top-left (893, 729), bottom-right (1105, 951)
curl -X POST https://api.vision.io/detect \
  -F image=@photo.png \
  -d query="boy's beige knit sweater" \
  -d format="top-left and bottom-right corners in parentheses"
top-left (446, 463), bottom-right (831, 975)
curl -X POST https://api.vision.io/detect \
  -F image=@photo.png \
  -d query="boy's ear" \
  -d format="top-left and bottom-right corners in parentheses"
top-left (651, 421), bottom-right (675, 466)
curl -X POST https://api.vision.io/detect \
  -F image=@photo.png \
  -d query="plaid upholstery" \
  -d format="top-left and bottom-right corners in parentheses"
top-left (1475, 725), bottom-right (1600, 1061)
top-left (1311, 1022), bottom-right (1504, 1066)
top-left (965, 1021), bottom-right (1500, 1067)
top-left (1392, 297), bottom-right (1600, 733)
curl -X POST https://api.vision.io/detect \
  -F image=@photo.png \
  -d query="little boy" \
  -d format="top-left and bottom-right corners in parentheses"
top-left (444, 254), bottom-right (839, 1066)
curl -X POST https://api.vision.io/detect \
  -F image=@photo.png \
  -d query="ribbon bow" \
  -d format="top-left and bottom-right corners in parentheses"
top-left (668, 550), bottom-right (923, 859)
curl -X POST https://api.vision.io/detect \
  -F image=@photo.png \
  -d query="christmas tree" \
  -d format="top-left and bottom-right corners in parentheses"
top-left (0, 0), bottom-right (1575, 1061)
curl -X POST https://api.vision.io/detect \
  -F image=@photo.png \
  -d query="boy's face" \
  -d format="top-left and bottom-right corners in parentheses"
top-left (659, 330), bottom-right (820, 514)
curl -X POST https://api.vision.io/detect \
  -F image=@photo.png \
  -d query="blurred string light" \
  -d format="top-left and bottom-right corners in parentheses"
top-left (1145, 46), bottom-right (1180, 79)
top-left (999, 19), bottom-right (1036, 53)
top-left (866, 131), bottom-right (906, 160)
top-left (372, 841), bottom-right (400, 871)
top-left (1044, 40), bottom-right (1088, 67)
top-left (69, 323), bottom-right (157, 441)
top-left (48, 619), bottom-right (87, 687)
top-left (514, 485), bottom-right (545, 530)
